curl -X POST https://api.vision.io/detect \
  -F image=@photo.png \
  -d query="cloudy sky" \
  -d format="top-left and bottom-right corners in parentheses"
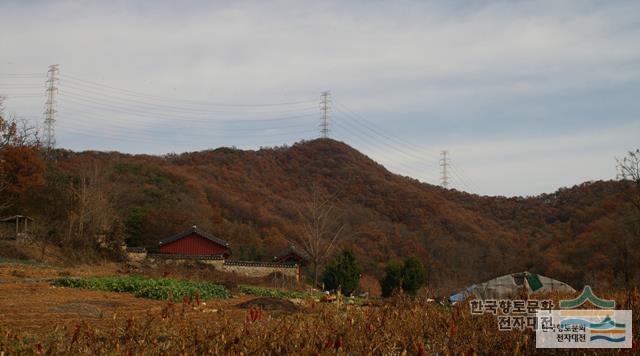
top-left (1, 0), bottom-right (638, 196)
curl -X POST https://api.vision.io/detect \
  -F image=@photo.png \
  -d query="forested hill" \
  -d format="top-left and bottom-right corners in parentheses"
top-left (16, 138), bottom-right (636, 292)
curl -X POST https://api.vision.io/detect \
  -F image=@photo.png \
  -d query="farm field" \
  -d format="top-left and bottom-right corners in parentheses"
top-left (1, 261), bottom-right (638, 354)
top-left (0, 273), bottom-right (253, 336)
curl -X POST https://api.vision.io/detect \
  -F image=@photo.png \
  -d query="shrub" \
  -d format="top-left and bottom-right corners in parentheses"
top-left (401, 256), bottom-right (426, 296)
top-left (380, 261), bottom-right (404, 298)
top-left (322, 250), bottom-right (361, 295)
top-left (379, 256), bottom-right (426, 297)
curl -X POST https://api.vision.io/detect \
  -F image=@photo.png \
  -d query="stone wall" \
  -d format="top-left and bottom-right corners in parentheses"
top-left (127, 251), bottom-right (148, 262)
top-left (222, 261), bottom-right (299, 281)
top-left (124, 248), bottom-right (298, 281)
top-left (125, 247), bottom-right (147, 262)
top-left (146, 253), bottom-right (225, 269)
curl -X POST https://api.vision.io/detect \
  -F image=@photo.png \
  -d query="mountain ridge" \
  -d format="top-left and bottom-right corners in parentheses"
top-left (40, 138), bottom-right (634, 291)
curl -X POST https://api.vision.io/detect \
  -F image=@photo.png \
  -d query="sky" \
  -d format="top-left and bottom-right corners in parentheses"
top-left (0, 0), bottom-right (638, 197)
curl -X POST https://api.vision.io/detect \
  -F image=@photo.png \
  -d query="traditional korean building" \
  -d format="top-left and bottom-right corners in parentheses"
top-left (274, 245), bottom-right (309, 266)
top-left (158, 225), bottom-right (231, 257)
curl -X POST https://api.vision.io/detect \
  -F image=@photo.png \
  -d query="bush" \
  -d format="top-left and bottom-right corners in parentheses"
top-left (401, 256), bottom-right (426, 296)
top-left (379, 256), bottom-right (426, 297)
top-left (380, 261), bottom-right (404, 298)
top-left (322, 250), bottom-right (361, 295)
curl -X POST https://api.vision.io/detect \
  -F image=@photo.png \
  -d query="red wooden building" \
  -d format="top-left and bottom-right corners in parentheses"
top-left (159, 225), bottom-right (231, 257)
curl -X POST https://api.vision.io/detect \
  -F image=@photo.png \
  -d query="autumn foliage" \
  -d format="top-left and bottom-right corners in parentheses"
top-left (0, 145), bottom-right (45, 194)
top-left (3, 138), bottom-right (638, 292)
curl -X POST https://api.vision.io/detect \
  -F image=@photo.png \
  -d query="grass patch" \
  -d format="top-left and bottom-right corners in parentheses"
top-left (0, 257), bottom-right (44, 266)
top-left (238, 285), bottom-right (323, 299)
top-left (53, 275), bottom-right (231, 301)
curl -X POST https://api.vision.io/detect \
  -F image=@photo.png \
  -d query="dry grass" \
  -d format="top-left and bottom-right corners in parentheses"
top-left (1, 262), bottom-right (639, 355)
top-left (1, 291), bottom-right (638, 355)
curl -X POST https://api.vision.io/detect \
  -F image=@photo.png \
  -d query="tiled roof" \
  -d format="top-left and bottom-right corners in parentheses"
top-left (224, 260), bottom-right (297, 268)
top-left (274, 245), bottom-right (310, 261)
top-left (147, 253), bottom-right (225, 260)
top-left (159, 226), bottom-right (229, 248)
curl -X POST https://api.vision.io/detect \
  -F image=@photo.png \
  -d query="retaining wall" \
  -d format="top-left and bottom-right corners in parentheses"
top-left (124, 248), bottom-right (298, 281)
top-left (222, 260), bottom-right (299, 280)
top-left (146, 253), bottom-right (225, 269)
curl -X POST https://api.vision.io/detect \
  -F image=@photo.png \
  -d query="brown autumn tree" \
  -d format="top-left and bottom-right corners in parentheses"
top-left (0, 145), bottom-right (45, 194)
top-left (0, 100), bottom-right (45, 211)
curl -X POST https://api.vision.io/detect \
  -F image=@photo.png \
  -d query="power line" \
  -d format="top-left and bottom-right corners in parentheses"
top-left (334, 110), bottom-right (440, 169)
top-left (0, 85), bottom-right (45, 89)
top-left (334, 101), bottom-right (482, 192)
top-left (331, 119), bottom-right (438, 180)
top-left (0, 73), bottom-right (45, 78)
top-left (333, 102), bottom-right (440, 166)
top-left (60, 79), bottom-right (318, 116)
top-left (448, 163), bottom-right (480, 193)
top-left (331, 114), bottom-right (440, 181)
top-left (58, 90), bottom-right (318, 121)
top-left (1, 70), bottom-right (477, 191)
top-left (63, 73), bottom-right (317, 108)
top-left (58, 111), bottom-right (317, 133)
top-left (58, 96), bottom-right (319, 125)
top-left (58, 128), bottom-right (318, 149)
top-left (333, 114), bottom-right (435, 171)
top-left (0, 71), bottom-right (327, 151)
top-left (58, 118), bottom-right (318, 142)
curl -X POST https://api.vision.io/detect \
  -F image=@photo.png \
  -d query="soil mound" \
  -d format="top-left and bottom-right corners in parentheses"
top-left (236, 297), bottom-right (298, 313)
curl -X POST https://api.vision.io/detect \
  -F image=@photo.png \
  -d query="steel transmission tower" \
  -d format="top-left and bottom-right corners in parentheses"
top-left (44, 64), bottom-right (60, 151)
top-left (319, 91), bottom-right (331, 138)
top-left (440, 150), bottom-right (450, 188)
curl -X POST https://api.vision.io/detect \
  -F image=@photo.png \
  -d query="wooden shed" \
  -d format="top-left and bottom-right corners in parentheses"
top-left (0, 215), bottom-right (33, 240)
top-left (158, 225), bottom-right (231, 257)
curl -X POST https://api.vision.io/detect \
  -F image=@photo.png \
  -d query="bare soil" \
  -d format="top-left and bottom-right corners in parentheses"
top-left (0, 263), bottom-right (288, 336)
top-left (236, 297), bottom-right (299, 313)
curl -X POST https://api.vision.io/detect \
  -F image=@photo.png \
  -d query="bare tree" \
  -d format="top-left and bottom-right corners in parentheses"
top-left (65, 162), bottom-right (123, 257)
top-left (617, 149), bottom-right (640, 209)
top-left (616, 149), bottom-right (640, 308)
top-left (291, 186), bottom-right (345, 288)
top-left (0, 96), bottom-right (8, 213)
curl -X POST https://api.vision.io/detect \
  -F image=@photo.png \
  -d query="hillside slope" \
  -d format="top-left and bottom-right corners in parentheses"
top-left (21, 139), bottom-right (635, 291)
